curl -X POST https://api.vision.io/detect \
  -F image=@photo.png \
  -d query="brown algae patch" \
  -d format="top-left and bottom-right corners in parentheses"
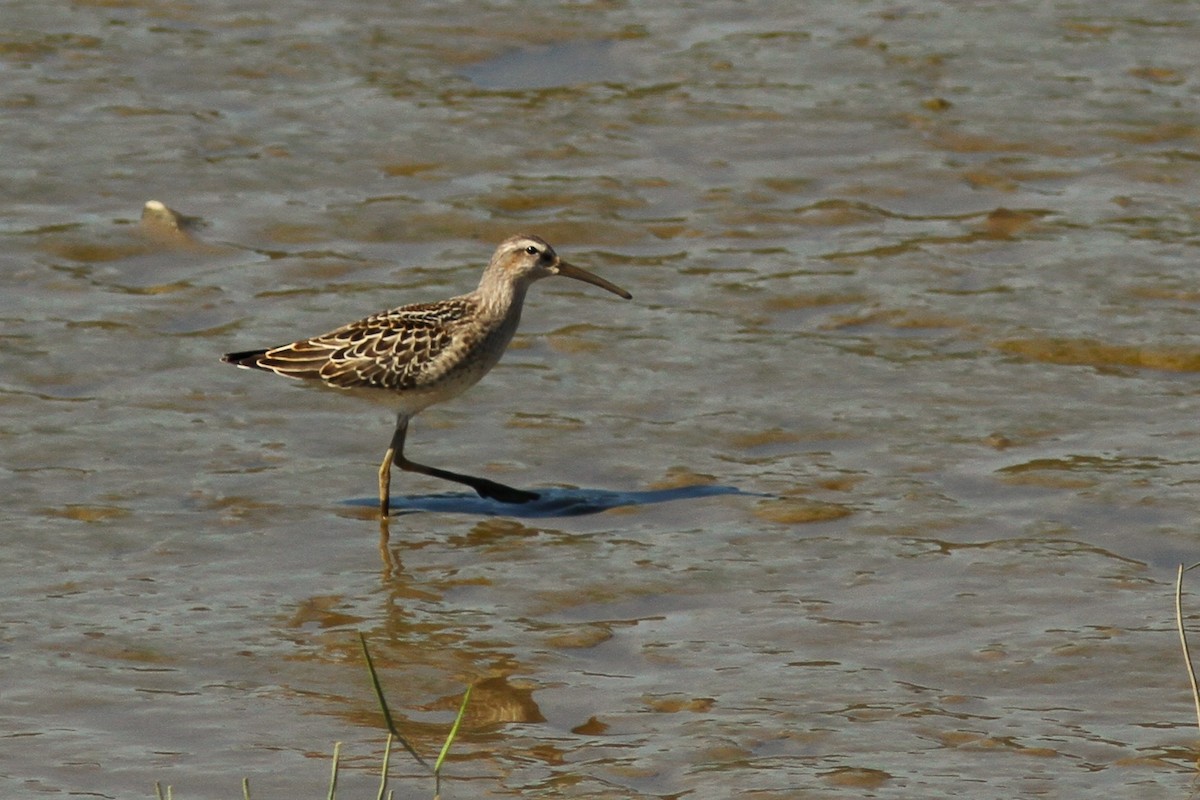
top-left (646, 223), bottom-right (706, 239)
top-left (285, 596), bottom-right (366, 629)
top-left (544, 625), bottom-right (614, 649)
top-left (814, 475), bottom-right (863, 492)
top-left (729, 427), bottom-right (805, 449)
top-left (999, 473), bottom-right (1097, 490)
top-left (1107, 121), bottom-right (1200, 144)
top-left (753, 498), bottom-right (853, 524)
top-left (821, 767), bottom-right (892, 789)
top-left (545, 323), bottom-right (615, 355)
top-left (648, 467), bottom-right (719, 490)
top-left (762, 291), bottom-right (868, 314)
top-left (995, 337), bottom-right (1200, 372)
top-left (505, 411), bottom-right (585, 431)
top-left (49, 504), bottom-right (131, 523)
top-left (571, 716), bottom-right (609, 735)
top-left (824, 308), bottom-right (977, 333)
top-left (974, 207), bottom-right (1046, 238)
top-left (643, 694), bottom-right (716, 713)
top-left (995, 454), bottom-right (1144, 490)
top-left (381, 161), bottom-right (441, 177)
top-left (963, 170), bottom-right (1019, 192)
top-left (792, 201), bottom-right (884, 228)
top-left (39, 237), bottom-right (154, 263)
top-left (1127, 67), bottom-right (1186, 85)
top-left (1127, 285), bottom-right (1200, 303)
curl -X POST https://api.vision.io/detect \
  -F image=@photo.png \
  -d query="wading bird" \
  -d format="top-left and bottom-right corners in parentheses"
top-left (222, 234), bottom-right (631, 517)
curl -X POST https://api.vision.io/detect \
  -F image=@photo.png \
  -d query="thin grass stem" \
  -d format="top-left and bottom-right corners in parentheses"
top-left (327, 741), bottom-right (342, 800)
top-left (375, 733), bottom-right (394, 800)
top-left (1177, 563), bottom-right (1200, 733)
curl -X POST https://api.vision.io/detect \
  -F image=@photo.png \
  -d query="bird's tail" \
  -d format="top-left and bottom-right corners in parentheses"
top-left (222, 349), bottom-right (270, 369)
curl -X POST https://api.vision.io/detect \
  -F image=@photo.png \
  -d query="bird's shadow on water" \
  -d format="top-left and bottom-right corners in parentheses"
top-left (346, 483), bottom-right (758, 518)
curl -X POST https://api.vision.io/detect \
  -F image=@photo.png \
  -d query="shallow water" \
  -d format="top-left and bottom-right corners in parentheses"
top-left (4, 1), bottom-right (1200, 797)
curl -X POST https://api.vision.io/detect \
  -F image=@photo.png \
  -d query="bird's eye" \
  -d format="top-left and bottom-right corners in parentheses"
top-left (525, 245), bottom-right (539, 255)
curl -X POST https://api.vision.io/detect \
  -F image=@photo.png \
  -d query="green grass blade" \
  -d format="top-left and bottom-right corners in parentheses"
top-left (358, 632), bottom-right (398, 736)
top-left (434, 684), bottom-right (472, 776)
top-left (358, 632), bottom-right (429, 770)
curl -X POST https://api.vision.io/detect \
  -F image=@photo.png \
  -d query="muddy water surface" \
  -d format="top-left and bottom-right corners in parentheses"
top-left (3, 2), bottom-right (1200, 798)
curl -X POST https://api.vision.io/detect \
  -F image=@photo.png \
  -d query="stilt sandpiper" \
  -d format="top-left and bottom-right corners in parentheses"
top-left (222, 234), bottom-right (631, 517)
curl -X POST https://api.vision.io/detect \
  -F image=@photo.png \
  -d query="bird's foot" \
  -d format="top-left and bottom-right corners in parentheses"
top-left (473, 479), bottom-right (540, 504)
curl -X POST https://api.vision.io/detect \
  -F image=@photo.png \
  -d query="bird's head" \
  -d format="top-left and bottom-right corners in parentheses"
top-left (490, 235), bottom-right (632, 299)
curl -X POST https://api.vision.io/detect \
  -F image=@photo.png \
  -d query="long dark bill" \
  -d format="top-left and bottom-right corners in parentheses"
top-left (555, 260), bottom-right (632, 300)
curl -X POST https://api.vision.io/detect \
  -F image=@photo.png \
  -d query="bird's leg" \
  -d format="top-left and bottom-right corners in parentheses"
top-left (389, 416), bottom-right (539, 504)
top-left (400, 455), bottom-right (540, 504)
top-left (378, 413), bottom-right (409, 518)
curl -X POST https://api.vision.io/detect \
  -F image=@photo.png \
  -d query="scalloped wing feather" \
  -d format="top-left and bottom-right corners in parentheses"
top-left (251, 299), bottom-right (479, 391)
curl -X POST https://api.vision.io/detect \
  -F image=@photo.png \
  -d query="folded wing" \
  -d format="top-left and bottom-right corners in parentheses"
top-left (223, 300), bottom-right (477, 392)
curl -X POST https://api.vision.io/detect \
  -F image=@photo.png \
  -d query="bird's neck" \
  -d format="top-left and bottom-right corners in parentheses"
top-left (475, 270), bottom-right (532, 320)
